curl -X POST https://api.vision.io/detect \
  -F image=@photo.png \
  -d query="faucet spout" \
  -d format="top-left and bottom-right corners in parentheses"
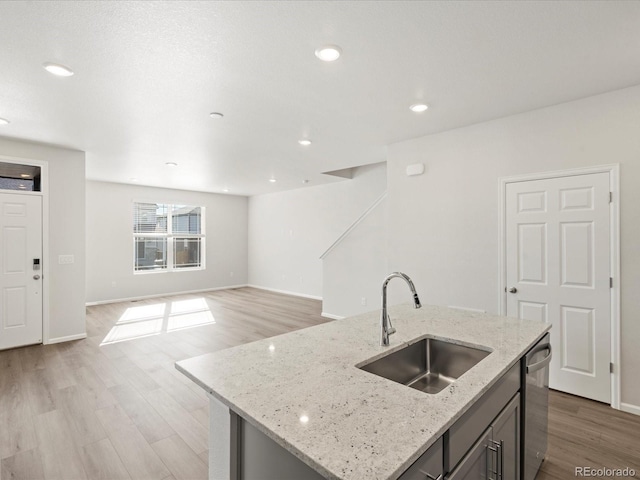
top-left (380, 272), bottom-right (421, 346)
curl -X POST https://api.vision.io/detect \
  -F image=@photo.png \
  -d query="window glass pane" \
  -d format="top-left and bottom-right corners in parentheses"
top-left (0, 177), bottom-right (35, 191)
top-left (174, 238), bottom-right (201, 269)
top-left (172, 205), bottom-right (201, 234)
top-left (134, 203), bottom-right (168, 233)
top-left (134, 237), bottom-right (167, 271)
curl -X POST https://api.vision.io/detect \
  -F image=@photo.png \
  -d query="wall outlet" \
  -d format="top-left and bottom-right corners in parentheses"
top-left (361, 297), bottom-right (367, 306)
top-left (58, 254), bottom-right (74, 264)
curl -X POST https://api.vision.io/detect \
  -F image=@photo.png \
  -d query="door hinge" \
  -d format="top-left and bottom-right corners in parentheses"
top-left (610, 277), bottom-right (613, 288)
top-left (609, 192), bottom-right (613, 203)
top-left (610, 362), bottom-right (614, 374)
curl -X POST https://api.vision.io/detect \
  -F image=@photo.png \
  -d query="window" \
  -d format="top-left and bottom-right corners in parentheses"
top-left (133, 202), bottom-right (204, 272)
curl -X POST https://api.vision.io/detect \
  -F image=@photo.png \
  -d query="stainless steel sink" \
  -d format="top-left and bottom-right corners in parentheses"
top-left (359, 338), bottom-right (491, 394)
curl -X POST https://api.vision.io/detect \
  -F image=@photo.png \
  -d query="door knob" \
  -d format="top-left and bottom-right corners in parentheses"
top-left (508, 287), bottom-right (517, 293)
top-left (33, 274), bottom-right (40, 280)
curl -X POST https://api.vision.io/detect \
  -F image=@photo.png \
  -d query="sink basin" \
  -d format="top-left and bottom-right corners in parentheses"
top-left (359, 338), bottom-right (490, 394)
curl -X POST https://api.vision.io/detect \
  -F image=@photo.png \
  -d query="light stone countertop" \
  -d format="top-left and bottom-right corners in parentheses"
top-left (176, 304), bottom-right (550, 480)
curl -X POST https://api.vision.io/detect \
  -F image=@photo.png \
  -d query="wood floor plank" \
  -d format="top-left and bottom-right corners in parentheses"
top-left (539, 390), bottom-right (640, 479)
top-left (151, 435), bottom-right (208, 480)
top-left (80, 438), bottom-right (131, 480)
top-left (1, 448), bottom-right (45, 480)
top-left (144, 388), bottom-right (209, 455)
top-left (0, 370), bottom-right (38, 460)
top-left (108, 383), bottom-right (176, 444)
top-left (33, 409), bottom-right (87, 480)
top-left (23, 369), bottom-right (59, 416)
top-left (95, 403), bottom-right (170, 480)
top-left (146, 366), bottom-right (208, 412)
top-left (57, 385), bottom-right (108, 447)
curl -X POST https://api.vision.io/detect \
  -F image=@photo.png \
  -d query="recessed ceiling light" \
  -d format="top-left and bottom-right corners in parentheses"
top-left (409, 103), bottom-right (429, 113)
top-left (315, 45), bottom-right (342, 62)
top-left (269, 178), bottom-right (277, 183)
top-left (130, 177), bottom-right (139, 182)
top-left (223, 188), bottom-right (229, 193)
top-left (43, 62), bottom-right (74, 77)
top-left (298, 139), bottom-right (312, 146)
top-left (165, 162), bottom-right (178, 167)
top-left (209, 112), bottom-right (224, 119)
top-left (299, 415), bottom-right (309, 424)
top-left (0, 118), bottom-right (9, 125)
top-left (20, 174), bottom-right (31, 178)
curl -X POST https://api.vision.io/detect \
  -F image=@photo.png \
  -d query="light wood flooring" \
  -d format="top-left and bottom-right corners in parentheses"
top-left (1, 287), bottom-right (639, 479)
top-left (0, 287), bottom-right (329, 480)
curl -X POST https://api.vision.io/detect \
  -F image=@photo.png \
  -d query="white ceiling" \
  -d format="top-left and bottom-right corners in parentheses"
top-left (1, 1), bottom-right (640, 196)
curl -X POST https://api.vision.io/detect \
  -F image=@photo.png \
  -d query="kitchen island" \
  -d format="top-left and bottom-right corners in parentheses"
top-left (177, 304), bottom-right (550, 480)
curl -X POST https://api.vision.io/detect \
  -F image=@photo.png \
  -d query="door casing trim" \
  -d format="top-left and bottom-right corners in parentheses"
top-left (0, 154), bottom-right (49, 346)
top-left (498, 164), bottom-right (620, 410)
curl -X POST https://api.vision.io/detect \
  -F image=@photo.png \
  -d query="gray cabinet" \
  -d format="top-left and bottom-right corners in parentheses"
top-left (447, 394), bottom-right (520, 480)
top-left (399, 437), bottom-right (443, 480)
top-left (446, 428), bottom-right (492, 479)
top-left (492, 394), bottom-right (520, 479)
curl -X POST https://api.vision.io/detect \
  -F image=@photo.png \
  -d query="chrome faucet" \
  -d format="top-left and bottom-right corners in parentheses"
top-left (381, 272), bottom-right (422, 346)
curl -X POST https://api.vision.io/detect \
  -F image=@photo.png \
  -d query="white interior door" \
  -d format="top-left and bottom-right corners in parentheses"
top-left (0, 193), bottom-right (43, 350)
top-left (505, 173), bottom-right (611, 403)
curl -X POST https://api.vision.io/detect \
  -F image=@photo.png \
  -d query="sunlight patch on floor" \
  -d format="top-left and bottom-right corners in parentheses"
top-left (100, 297), bottom-right (215, 345)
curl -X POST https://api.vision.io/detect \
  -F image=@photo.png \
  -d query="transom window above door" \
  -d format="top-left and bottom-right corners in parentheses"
top-left (133, 202), bottom-right (205, 273)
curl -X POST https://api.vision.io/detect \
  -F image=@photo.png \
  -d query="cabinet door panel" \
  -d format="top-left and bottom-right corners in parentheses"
top-left (492, 393), bottom-right (521, 480)
top-left (446, 428), bottom-right (491, 480)
top-left (399, 437), bottom-right (443, 480)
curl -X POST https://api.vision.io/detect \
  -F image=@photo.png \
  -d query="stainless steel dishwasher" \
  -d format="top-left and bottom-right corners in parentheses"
top-left (521, 333), bottom-right (552, 480)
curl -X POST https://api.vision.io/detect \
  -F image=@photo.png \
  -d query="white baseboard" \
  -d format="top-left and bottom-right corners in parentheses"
top-left (620, 402), bottom-right (640, 417)
top-left (321, 312), bottom-right (345, 320)
top-left (247, 284), bottom-right (322, 301)
top-left (46, 333), bottom-right (87, 345)
top-left (85, 284), bottom-right (249, 306)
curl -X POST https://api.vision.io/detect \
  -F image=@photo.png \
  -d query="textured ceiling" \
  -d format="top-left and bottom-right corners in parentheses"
top-left (1, 1), bottom-right (640, 195)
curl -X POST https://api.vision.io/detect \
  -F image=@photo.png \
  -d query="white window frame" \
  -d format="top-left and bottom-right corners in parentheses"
top-left (133, 202), bottom-right (206, 274)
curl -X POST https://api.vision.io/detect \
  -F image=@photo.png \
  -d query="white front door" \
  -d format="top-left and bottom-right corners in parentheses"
top-left (0, 193), bottom-right (43, 350)
top-left (505, 172), bottom-right (611, 403)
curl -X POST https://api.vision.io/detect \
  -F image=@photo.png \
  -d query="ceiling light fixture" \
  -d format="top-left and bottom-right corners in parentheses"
top-left (209, 112), bottom-right (224, 119)
top-left (20, 174), bottom-right (31, 178)
top-left (409, 103), bottom-right (429, 113)
top-left (223, 188), bottom-right (229, 193)
top-left (43, 62), bottom-right (74, 77)
top-left (269, 178), bottom-right (277, 183)
top-left (130, 177), bottom-right (139, 182)
top-left (165, 162), bottom-right (178, 167)
top-left (298, 139), bottom-right (312, 146)
top-left (315, 45), bottom-right (342, 62)
top-left (0, 118), bottom-right (9, 125)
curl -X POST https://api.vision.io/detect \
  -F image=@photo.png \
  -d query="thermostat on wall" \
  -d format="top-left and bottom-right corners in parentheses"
top-left (406, 163), bottom-right (425, 176)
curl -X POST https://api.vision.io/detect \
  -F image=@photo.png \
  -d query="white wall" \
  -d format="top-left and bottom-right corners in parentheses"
top-left (386, 85), bottom-right (640, 408)
top-left (248, 163), bottom-right (386, 298)
top-left (85, 181), bottom-right (248, 303)
top-left (322, 197), bottom-right (387, 318)
top-left (0, 136), bottom-right (86, 342)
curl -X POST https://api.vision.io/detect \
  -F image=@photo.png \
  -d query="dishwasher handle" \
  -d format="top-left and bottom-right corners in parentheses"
top-left (527, 343), bottom-right (552, 374)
